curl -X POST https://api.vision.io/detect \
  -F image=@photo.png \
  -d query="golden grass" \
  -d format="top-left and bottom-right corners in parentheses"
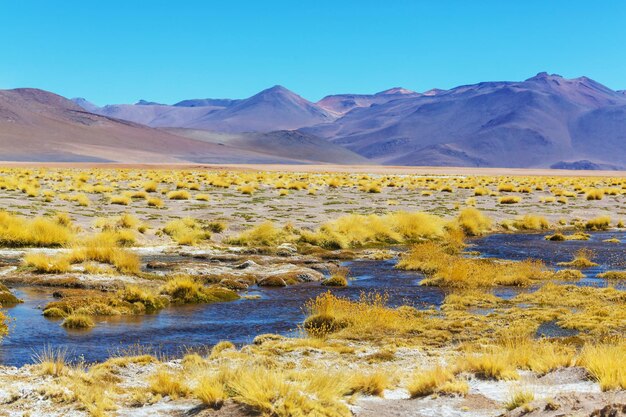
top-left (585, 188), bottom-right (604, 200)
top-left (167, 190), bottom-right (190, 200)
top-left (62, 313), bottom-right (95, 329)
top-left (504, 214), bottom-right (550, 230)
top-left (160, 276), bottom-right (239, 304)
top-left (584, 216), bottom-right (611, 230)
top-left (194, 375), bottom-right (226, 408)
top-left (505, 388), bottom-right (534, 410)
top-left (163, 218), bottom-right (211, 245)
top-left (456, 208), bottom-right (492, 236)
top-left (68, 233), bottom-right (141, 274)
top-left (300, 211), bottom-right (446, 249)
top-left (146, 197), bottom-right (164, 208)
top-left (109, 195), bottom-right (131, 205)
top-left (556, 248), bottom-right (598, 268)
top-left (0, 211), bottom-right (74, 247)
top-left (597, 271), bottom-right (626, 280)
top-left (397, 241), bottom-right (547, 287)
top-left (149, 369), bottom-right (189, 399)
top-left (408, 366), bottom-right (455, 398)
top-left (499, 196), bottom-right (521, 204)
top-left (226, 222), bottom-right (294, 247)
top-left (577, 341), bottom-right (626, 391)
top-left (23, 252), bottom-right (71, 273)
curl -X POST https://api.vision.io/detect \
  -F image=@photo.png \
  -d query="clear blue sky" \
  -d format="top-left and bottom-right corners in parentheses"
top-left (1, 0), bottom-right (625, 105)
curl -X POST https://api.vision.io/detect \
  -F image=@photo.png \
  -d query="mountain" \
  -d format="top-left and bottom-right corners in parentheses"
top-left (0, 88), bottom-right (357, 164)
top-left (304, 73), bottom-right (626, 168)
top-left (74, 85), bottom-right (335, 133)
top-left (317, 87), bottom-right (419, 115)
top-left (165, 129), bottom-right (370, 164)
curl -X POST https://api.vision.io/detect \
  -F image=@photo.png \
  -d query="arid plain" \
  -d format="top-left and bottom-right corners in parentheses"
top-left (0, 165), bottom-right (623, 417)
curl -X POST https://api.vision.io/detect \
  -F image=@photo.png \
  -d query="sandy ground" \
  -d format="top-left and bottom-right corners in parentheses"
top-left (0, 162), bottom-right (625, 177)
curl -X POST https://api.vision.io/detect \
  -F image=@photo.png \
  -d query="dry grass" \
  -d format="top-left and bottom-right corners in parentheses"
top-left (160, 276), bottom-right (239, 304)
top-left (0, 211), bottom-right (74, 247)
top-left (226, 222), bottom-right (294, 247)
top-left (584, 216), bottom-right (611, 230)
top-left (556, 248), bottom-right (598, 268)
top-left (505, 388), bottom-right (535, 410)
top-left (499, 196), bottom-right (521, 204)
top-left (408, 366), bottom-right (455, 398)
top-left (300, 211), bottom-right (446, 249)
top-left (456, 208), bottom-right (492, 236)
top-left (577, 341), bottom-right (626, 391)
top-left (163, 218), bottom-right (211, 245)
top-left (23, 252), bottom-right (71, 273)
top-left (167, 190), bottom-right (190, 200)
top-left (62, 313), bottom-right (95, 329)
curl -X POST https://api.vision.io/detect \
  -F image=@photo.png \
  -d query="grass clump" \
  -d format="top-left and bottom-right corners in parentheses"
top-left (577, 342), bottom-right (626, 391)
top-left (584, 216), bottom-right (611, 230)
top-left (456, 208), bottom-right (492, 236)
top-left (322, 267), bottom-right (349, 287)
top-left (23, 253), bottom-right (71, 273)
top-left (597, 271), bottom-right (626, 280)
top-left (300, 212), bottom-right (446, 249)
top-left (160, 276), bottom-right (239, 304)
top-left (167, 190), bottom-right (190, 200)
top-left (504, 215), bottom-right (550, 231)
top-left (226, 222), bottom-right (294, 247)
top-left (0, 211), bottom-right (74, 247)
top-left (499, 196), bottom-right (520, 204)
top-left (163, 218), bottom-right (211, 245)
top-left (149, 369), bottom-right (189, 399)
top-left (109, 195), bottom-right (130, 205)
top-left (67, 233), bottom-right (141, 274)
top-left (62, 313), bottom-right (95, 329)
top-left (408, 366), bottom-right (456, 398)
top-left (585, 188), bottom-right (604, 200)
top-left (505, 388), bottom-right (535, 410)
top-left (556, 248), bottom-right (598, 268)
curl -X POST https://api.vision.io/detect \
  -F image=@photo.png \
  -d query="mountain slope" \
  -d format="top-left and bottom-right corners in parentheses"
top-left (0, 88), bottom-right (337, 164)
top-left (317, 87), bottom-right (420, 115)
top-left (74, 85), bottom-right (335, 133)
top-left (305, 73), bottom-right (626, 168)
top-left (165, 128), bottom-right (370, 164)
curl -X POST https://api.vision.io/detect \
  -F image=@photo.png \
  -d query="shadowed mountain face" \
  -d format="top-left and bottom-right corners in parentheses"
top-left (304, 73), bottom-right (626, 168)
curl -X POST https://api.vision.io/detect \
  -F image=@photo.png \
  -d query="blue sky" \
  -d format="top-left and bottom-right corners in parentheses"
top-left (1, 1), bottom-right (625, 104)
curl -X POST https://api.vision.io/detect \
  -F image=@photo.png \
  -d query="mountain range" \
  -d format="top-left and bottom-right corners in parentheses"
top-left (1, 73), bottom-right (625, 168)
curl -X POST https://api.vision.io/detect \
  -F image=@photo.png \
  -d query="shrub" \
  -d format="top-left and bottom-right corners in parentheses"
top-left (556, 248), bottom-right (598, 268)
top-left (62, 313), bottom-right (95, 329)
top-left (163, 218), bottom-right (211, 245)
top-left (160, 276), bottom-right (239, 304)
top-left (23, 253), bottom-right (71, 273)
top-left (408, 367), bottom-right (455, 398)
top-left (322, 268), bottom-right (348, 287)
top-left (146, 197), bottom-right (164, 208)
top-left (110, 195), bottom-right (130, 205)
top-left (226, 222), bottom-right (294, 247)
top-left (499, 196), bottom-right (521, 204)
top-left (578, 342), bottom-right (626, 391)
top-left (584, 216), bottom-right (611, 231)
top-left (149, 369), bottom-right (189, 399)
top-left (505, 215), bottom-right (550, 230)
top-left (300, 212), bottom-right (446, 249)
top-left (457, 208), bottom-right (492, 236)
top-left (597, 271), bottom-right (626, 280)
top-left (0, 212), bottom-right (74, 247)
top-left (505, 389), bottom-right (534, 410)
top-left (167, 190), bottom-right (190, 200)
top-left (585, 189), bottom-right (604, 200)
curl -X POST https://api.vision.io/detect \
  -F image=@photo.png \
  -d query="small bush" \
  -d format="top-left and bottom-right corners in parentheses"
top-left (62, 313), bottom-right (95, 329)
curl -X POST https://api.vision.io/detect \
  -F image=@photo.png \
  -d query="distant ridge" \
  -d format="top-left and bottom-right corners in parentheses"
top-left (28, 72), bottom-right (626, 169)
